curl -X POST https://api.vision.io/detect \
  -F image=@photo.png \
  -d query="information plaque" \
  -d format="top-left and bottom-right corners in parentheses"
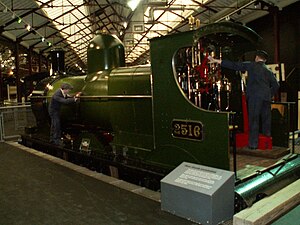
top-left (161, 162), bottom-right (234, 225)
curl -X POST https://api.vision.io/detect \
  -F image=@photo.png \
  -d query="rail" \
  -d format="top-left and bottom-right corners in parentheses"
top-left (29, 95), bottom-right (153, 99)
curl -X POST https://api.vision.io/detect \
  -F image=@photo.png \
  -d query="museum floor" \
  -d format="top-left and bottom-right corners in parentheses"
top-left (0, 141), bottom-right (299, 225)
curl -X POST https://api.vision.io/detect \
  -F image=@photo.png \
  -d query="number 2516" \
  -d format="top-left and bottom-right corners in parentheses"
top-left (172, 120), bottom-right (203, 141)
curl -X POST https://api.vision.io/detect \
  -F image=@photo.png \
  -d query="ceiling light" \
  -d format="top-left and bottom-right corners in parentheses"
top-left (17, 17), bottom-right (22, 23)
top-left (188, 15), bottom-right (195, 25)
top-left (26, 24), bottom-right (31, 31)
top-left (47, 42), bottom-right (52, 47)
top-left (127, 0), bottom-right (141, 11)
top-left (41, 37), bottom-right (45, 42)
top-left (195, 19), bottom-right (201, 28)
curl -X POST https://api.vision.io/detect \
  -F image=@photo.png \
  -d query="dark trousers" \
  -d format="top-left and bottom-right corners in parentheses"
top-left (247, 97), bottom-right (271, 148)
top-left (49, 111), bottom-right (61, 145)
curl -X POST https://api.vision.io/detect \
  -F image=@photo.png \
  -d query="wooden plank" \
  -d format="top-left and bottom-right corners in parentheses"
top-left (233, 179), bottom-right (300, 225)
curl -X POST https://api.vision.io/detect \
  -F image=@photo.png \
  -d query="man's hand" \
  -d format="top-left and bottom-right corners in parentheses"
top-left (74, 92), bottom-right (82, 102)
top-left (75, 92), bottom-right (82, 97)
top-left (208, 55), bottom-right (222, 64)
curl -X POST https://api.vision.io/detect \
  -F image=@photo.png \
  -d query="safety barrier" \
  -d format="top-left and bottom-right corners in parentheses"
top-left (0, 104), bottom-right (36, 141)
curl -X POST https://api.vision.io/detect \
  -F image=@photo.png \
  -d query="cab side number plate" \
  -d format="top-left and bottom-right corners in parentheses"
top-left (172, 120), bottom-right (203, 141)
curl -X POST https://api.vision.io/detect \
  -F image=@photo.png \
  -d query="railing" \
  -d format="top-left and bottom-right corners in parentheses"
top-left (0, 103), bottom-right (36, 141)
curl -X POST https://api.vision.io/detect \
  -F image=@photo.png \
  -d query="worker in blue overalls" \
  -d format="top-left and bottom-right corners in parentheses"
top-left (209, 50), bottom-right (280, 149)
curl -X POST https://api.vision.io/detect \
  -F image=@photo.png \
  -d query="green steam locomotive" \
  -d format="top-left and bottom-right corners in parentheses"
top-left (21, 21), bottom-right (300, 212)
top-left (23, 22), bottom-right (262, 180)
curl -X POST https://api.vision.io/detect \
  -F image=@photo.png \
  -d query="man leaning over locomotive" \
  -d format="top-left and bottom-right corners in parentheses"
top-left (48, 83), bottom-right (81, 146)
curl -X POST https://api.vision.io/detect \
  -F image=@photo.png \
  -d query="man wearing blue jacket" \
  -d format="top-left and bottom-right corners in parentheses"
top-left (48, 83), bottom-right (79, 146)
top-left (209, 50), bottom-right (280, 149)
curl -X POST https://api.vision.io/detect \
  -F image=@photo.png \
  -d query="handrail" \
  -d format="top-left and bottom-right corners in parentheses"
top-left (29, 95), bottom-right (153, 99)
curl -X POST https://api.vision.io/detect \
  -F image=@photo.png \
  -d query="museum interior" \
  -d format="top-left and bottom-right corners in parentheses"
top-left (0, 1), bottom-right (299, 225)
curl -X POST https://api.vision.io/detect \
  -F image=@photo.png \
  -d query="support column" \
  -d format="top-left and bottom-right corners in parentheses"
top-left (38, 54), bottom-right (42, 72)
top-left (298, 92), bottom-right (300, 130)
top-left (46, 56), bottom-right (50, 72)
top-left (28, 48), bottom-right (32, 76)
top-left (0, 61), bottom-right (3, 104)
top-left (270, 6), bottom-right (281, 102)
top-left (26, 48), bottom-right (33, 102)
top-left (15, 41), bottom-right (22, 103)
top-left (272, 6), bottom-right (280, 64)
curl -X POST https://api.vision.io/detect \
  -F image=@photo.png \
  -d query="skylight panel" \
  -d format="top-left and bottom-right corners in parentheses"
top-left (36, 0), bottom-right (91, 64)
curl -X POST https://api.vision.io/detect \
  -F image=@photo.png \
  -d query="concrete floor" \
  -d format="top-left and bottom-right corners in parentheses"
top-left (1, 141), bottom-right (299, 225)
top-left (0, 142), bottom-right (195, 225)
